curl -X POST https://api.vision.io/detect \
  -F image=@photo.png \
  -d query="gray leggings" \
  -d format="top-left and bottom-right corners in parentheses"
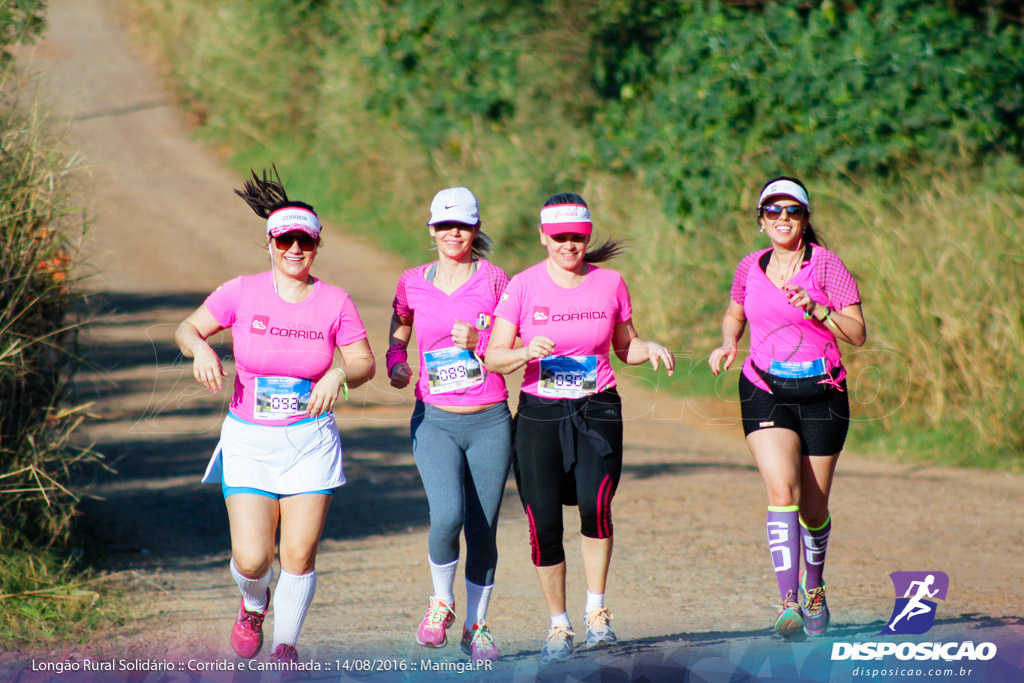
top-left (410, 401), bottom-right (512, 586)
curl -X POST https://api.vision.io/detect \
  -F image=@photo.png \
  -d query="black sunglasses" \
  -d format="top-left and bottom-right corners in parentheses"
top-left (760, 204), bottom-right (808, 220)
top-left (273, 233), bottom-right (317, 251)
top-left (548, 233), bottom-right (587, 243)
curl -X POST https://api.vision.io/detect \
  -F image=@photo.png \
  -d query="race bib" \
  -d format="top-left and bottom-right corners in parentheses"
top-left (538, 355), bottom-right (598, 399)
top-left (253, 376), bottom-right (313, 420)
top-left (424, 347), bottom-right (485, 395)
top-left (768, 357), bottom-right (828, 379)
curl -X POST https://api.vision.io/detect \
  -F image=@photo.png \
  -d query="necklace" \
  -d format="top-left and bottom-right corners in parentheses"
top-left (770, 244), bottom-right (805, 286)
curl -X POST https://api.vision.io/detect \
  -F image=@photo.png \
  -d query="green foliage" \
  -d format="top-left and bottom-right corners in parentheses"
top-left (0, 0), bottom-right (47, 63)
top-left (361, 0), bottom-right (530, 147)
top-left (592, 0), bottom-right (1024, 220)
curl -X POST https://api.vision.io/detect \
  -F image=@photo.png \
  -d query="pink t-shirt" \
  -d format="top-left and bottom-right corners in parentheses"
top-left (393, 260), bottom-right (509, 406)
top-left (731, 245), bottom-right (861, 391)
top-left (494, 261), bottom-right (632, 397)
top-left (205, 272), bottom-right (368, 425)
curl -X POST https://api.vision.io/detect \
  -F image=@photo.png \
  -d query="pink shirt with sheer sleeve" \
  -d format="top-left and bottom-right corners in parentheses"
top-left (392, 260), bottom-right (509, 406)
top-left (731, 245), bottom-right (861, 392)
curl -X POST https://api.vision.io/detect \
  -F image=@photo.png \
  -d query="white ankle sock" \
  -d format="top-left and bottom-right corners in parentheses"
top-left (428, 557), bottom-right (458, 607)
top-left (230, 559), bottom-right (272, 612)
top-left (585, 590), bottom-right (605, 614)
top-left (272, 570), bottom-right (317, 647)
top-left (464, 580), bottom-right (493, 628)
top-left (551, 612), bottom-right (571, 630)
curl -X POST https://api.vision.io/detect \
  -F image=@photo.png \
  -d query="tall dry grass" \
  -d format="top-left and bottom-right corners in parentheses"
top-left (828, 167), bottom-right (1024, 462)
top-left (0, 88), bottom-right (99, 549)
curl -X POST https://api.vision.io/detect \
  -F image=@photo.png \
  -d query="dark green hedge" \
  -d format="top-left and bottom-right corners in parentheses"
top-left (590, 0), bottom-right (1024, 221)
top-left (360, 1), bottom-right (537, 148)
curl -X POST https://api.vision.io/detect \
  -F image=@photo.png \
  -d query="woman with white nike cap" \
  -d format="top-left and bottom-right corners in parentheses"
top-left (387, 187), bottom-right (511, 662)
top-left (485, 192), bottom-right (674, 664)
top-left (175, 166), bottom-right (375, 665)
top-left (709, 176), bottom-right (866, 638)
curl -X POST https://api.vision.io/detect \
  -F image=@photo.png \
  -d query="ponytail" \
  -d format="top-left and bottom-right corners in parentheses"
top-left (583, 238), bottom-right (627, 263)
top-left (803, 223), bottom-right (826, 249)
top-left (234, 164), bottom-right (317, 218)
top-left (471, 228), bottom-right (492, 260)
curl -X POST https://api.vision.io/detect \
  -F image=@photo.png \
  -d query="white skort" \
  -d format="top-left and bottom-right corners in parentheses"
top-left (202, 412), bottom-right (345, 494)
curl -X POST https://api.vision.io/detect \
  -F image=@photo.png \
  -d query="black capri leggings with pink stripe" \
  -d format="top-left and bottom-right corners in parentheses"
top-left (511, 388), bottom-right (623, 567)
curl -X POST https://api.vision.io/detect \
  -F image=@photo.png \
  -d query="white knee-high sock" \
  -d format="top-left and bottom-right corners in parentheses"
top-left (273, 570), bottom-right (317, 647)
top-left (230, 558), bottom-right (272, 612)
top-left (429, 557), bottom-right (458, 607)
top-left (464, 580), bottom-right (493, 627)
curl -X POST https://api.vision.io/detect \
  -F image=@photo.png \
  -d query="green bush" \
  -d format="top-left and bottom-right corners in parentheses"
top-left (0, 91), bottom-right (97, 549)
top-left (0, 2), bottom-right (118, 648)
top-left (0, 0), bottom-right (46, 68)
top-left (360, 0), bottom-right (530, 147)
top-left (592, 0), bottom-right (1024, 220)
top-left (1, 0), bottom-right (96, 548)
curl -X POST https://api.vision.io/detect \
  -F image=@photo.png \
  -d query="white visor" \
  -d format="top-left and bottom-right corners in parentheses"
top-left (540, 204), bottom-right (593, 235)
top-left (758, 180), bottom-right (810, 208)
top-left (267, 206), bottom-right (321, 238)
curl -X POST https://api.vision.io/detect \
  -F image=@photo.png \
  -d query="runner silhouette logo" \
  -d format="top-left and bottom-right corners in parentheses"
top-left (882, 571), bottom-right (949, 635)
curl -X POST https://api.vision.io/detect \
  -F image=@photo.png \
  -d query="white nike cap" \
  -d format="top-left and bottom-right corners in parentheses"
top-left (428, 187), bottom-right (480, 226)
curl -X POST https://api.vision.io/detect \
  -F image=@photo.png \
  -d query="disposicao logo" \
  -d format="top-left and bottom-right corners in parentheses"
top-left (883, 571), bottom-right (948, 635)
top-left (831, 571), bottom-right (997, 663)
top-left (532, 306), bottom-right (549, 324)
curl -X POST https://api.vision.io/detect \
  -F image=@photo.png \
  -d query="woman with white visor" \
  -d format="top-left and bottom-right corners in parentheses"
top-left (176, 167), bottom-right (375, 665)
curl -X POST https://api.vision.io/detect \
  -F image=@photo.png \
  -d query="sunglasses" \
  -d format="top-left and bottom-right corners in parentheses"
top-left (760, 204), bottom-right (808, 220)
top-left (273, 233), bottom-right (317, 251)
top-left (548, 233), bottom-right (588, 243)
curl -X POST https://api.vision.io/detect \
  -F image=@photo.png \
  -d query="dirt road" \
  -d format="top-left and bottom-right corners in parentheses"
top-left (4, 1), bottom-right (1024, 680)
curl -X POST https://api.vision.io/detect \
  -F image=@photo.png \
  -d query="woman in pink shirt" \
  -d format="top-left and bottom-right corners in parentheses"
top-left (709, 176), bottom-right (866, 638)
top-left (387, 188), bottom-right (511, 662)
top-left (486, 192), bottom-right (674, 665)
top-left (175, 167), bottom-right (375, 665)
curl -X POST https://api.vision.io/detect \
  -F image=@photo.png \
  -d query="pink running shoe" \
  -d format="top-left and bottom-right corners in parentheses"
top-left (416, 596), bottom-right (456, 648)
top-left (230, 590), bottom-right (269, 659)
top-left (270, 643), bottom-right (299, 665)
top-left (460, 620), bottom-right (500, 662)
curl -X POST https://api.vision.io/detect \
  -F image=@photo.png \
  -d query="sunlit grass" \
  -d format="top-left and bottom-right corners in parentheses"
top-left (0, 550), bottom-right (126, 648)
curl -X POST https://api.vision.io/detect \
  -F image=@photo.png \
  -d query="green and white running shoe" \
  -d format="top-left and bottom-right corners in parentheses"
top-left (774, 589), bottom-right (804, 637)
